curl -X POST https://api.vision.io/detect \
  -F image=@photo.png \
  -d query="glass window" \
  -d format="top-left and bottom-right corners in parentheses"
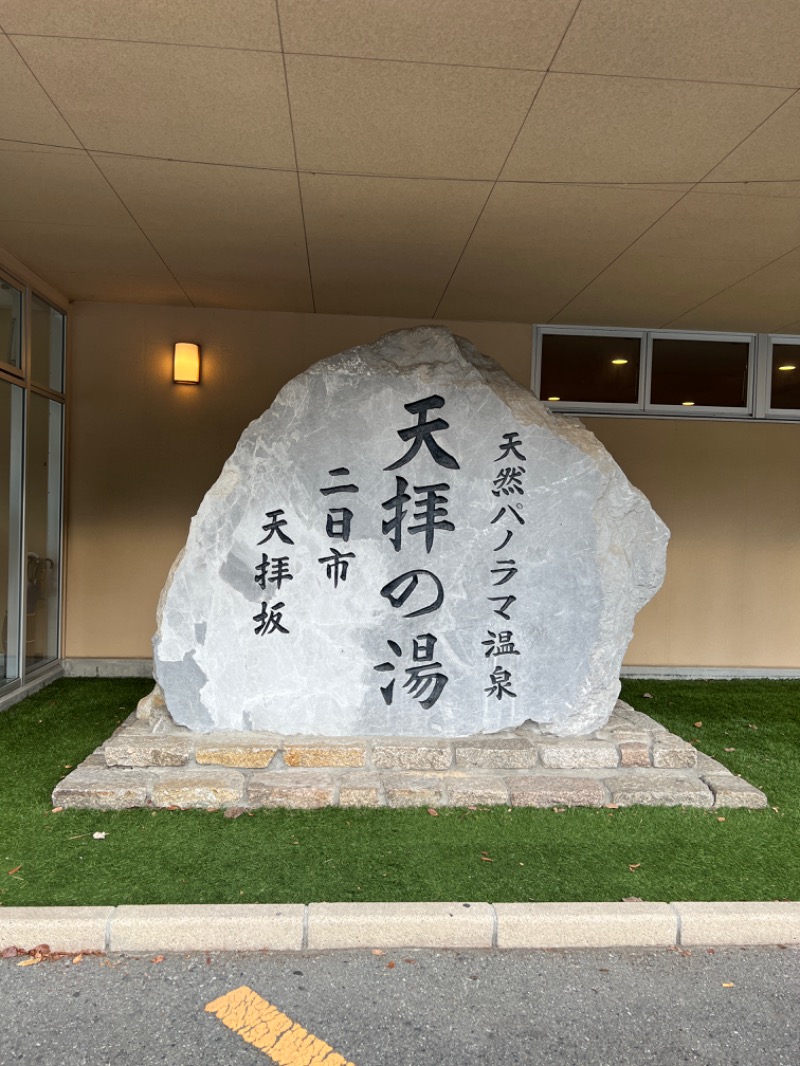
top-left (0, 281), bottom-right (22, 371)
top-left (24, 394), bottom-right (63, 672)
top-left (769, 343), bottom-right (800, 411)
top-left (30, 294), bottom-right (65, 393)
top-left (650, 336), bottom-right (750, 408)
top-left (0, 379), bottom-right (23, 688)
top-left (540, 332), bottom-right (641, 405)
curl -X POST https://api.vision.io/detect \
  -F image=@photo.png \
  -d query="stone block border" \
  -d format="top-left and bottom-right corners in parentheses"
top-left (2, 902), bottom-right (799, 955)
top-left (52, 696), bottom-right (768, 811)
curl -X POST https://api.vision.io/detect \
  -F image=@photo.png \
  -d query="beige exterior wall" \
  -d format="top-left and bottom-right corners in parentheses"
top-left (65, 301), bottom-right (800, 669)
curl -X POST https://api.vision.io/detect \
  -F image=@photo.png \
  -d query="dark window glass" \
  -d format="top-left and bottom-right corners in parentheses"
top-left (540, 333), bottom-right (640, 404)
top-left (0, 281), bottom-right (22, 370)
top-left (770, 344), bottom-right (800, 410)
top-left (650, 338), bottom-right (749, 408)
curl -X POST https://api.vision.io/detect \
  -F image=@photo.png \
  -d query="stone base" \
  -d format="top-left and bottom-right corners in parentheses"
top-left (52, 696), bottom-right (769, 812)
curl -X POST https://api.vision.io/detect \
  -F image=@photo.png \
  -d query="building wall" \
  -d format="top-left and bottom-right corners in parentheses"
top-left (65, 301), bottom-right (800, 668)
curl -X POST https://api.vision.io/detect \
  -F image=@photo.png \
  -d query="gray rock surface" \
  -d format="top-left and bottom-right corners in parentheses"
top-left (154, 327), bottom-right (668, 736)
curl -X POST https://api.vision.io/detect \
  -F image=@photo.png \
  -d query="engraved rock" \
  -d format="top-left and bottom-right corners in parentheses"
top-left (154, 326), bottom-right (668, 736)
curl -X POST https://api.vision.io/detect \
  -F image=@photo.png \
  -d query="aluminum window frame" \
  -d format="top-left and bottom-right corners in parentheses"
top-left (532, 325), bottom-right (780, 421)
top-left (533, 325), bottom-right (646, 413)
top-left (764, 335), bottom-right (800, 420)
top-left (0, 276), bottom-right (67, 702)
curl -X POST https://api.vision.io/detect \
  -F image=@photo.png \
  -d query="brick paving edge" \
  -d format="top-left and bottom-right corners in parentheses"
top-left (1, 901), bottom-right (799, 953)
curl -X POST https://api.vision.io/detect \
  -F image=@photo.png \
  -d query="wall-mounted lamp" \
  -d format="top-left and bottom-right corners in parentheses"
top-left (173, 342), bottom-right (201, 384)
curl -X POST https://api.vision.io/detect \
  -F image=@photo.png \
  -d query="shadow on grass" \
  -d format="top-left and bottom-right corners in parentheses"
top-left (1, 678), bottom-right (798, 905)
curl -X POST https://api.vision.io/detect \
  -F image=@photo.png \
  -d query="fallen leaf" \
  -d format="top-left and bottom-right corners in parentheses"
top-left (7, 865), bottom-right (21, 875)
top-left (724, 747), bottom-right (736, 752)
top-left (371, 949), bottom-right (385, 956)
top-left (31, 945), bottom-right (50, 955)
top-left (1, 946), bottom-right (19, 958)
top-left (722, 982), bottom-right (735, 988)
top-left (151, 955), bottom-right (165, 964)
top-left (224, 807), bottom-right (245, 820)
top-left (92, 832), bottom-right (106, 840)
top-left (403, 958), bottom-right (416, 964)
top-left (748, 724), bottom-right (758, 730)
top-left (386, 961), bottom-right (396, 969)
top-left (628, 863), bottom-right (641, 871)
top-left (480, 855), bottom-right (493, 862)
top-left (693, 722), bottom-right (702, 728)
top-left (604, 804), bottom-right (620, 810)
top-left (552, 807), bottom-right (566, 813)
top-left (642, 693), bottom-right (653, 699)
top-left (467, 806), bottom-right (477, 811)
top-left (427, 808), bottom-right (438, 817)
top-left (51, 807), bottom-right (63, 814)
top-left (17, 958), bottom-right (40, 967)
top-left (717, 816), bottom-right (726, 822)
top-left (72, 954), bottom-right (83, 965)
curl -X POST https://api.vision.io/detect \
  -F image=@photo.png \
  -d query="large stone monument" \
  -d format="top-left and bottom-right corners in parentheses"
top-left (154, 327), bottom-right (668, 738)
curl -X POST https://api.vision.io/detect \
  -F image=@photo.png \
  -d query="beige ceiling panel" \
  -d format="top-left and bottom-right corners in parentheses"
top-left (0, 218), bottom-right (172, 278)
top-left (91, 155), bottom-right (313, 310)
top-left (12, 37), bottom-right (294, 167)
top-left (287, 55), bottom-right (542, 179)
top-left (704, 95), bottom-right (800, 182)
top-left (634, 192), bottom-right (800, 263)
top-left (0, 34), bottom-right (80, 146)
top-left (150, 230), bottom-right (313, 313)
top-left (279, 0), bottom-right (573, 68)
top-left (0, 0), bottom-right (281, 50)
top-left (93, 154), bottom-right (305, 233)
top-left (552, 251), bottom-right (767, 328)
top-left (181, 277), bottom-right (315, 312)
top-left (502, 74), bottom-right (790, 183)
top-left (667, 251), bottom-right (800, 331)
top-left (0, 142), bottom-right (132, 226)
top-left (437, 182), bottom-right (685, 321)
top-left (300, 172), bottom-right (490, 316)
top-left (552, 0), bottom-right (800, 86)
top-left (41, 269), bottom-right (190, 304)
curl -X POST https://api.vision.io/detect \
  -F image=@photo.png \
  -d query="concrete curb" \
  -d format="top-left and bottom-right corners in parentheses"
top-left (2, 902), bottom-right (799, 954)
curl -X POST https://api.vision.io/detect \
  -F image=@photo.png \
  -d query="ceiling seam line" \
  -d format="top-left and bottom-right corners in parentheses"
top-left (275, 0), bottom-right (316, 314)
top-left (5, 28), bottom-right (800, 90)
top-left (431, 0), bottom-right (586, 319)
top-left (10, 137), bottom-right (800, 189)
top-left (2, 32), bottom-right (196, 306)
top-left (547, 86), bottom-right (800, 323)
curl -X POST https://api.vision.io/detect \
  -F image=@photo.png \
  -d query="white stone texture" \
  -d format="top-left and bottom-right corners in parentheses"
top-left (153, 327), bottom-right (668, 737)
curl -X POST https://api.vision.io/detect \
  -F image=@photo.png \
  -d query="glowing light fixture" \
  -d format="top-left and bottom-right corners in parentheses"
top-left (173, 342), bottom-right (201, 384)
top-left (778, 364), bottom-right (797, 371)
top-left (547, 396), bottom-right (561, 402)
top-left (611, 358), bottom-right (628, 365)
top-left (681, 400), bottom-right (695, 407)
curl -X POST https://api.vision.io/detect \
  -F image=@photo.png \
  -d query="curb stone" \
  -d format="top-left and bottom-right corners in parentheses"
top-left (1, 902), bottom-right (799, 954)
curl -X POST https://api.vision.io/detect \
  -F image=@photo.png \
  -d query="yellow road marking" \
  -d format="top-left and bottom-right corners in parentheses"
top-left (205, 985), bottom-right (357, 1066)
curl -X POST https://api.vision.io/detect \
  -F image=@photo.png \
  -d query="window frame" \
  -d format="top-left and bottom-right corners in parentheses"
top-left (532, 325), bottom-right (781, 421)
top-left (764, 335), bottom-right (800, 420)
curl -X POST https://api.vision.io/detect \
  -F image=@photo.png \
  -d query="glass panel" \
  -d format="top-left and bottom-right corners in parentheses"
top-left (770, 343), bottom-right (800, 410)
top-left (25, 394), bottom-right (62, 671)
top-left (0, 281), bottom-right (22, 371)
top-left (0, 379), bottom-right (23, 687)
top-left (650, 337), bottom-right (750, 408)
top-left (540, 333), bottom-right (641, 404)
top-left (30, 295), bottom-right (65, 393)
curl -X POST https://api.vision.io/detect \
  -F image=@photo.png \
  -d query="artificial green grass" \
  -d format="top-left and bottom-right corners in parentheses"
top-left (0, 677), bottom-right (798, 906)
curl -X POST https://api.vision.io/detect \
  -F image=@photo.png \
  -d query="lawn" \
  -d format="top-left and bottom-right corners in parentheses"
top-left (0, 678), bottom-right (798, 906)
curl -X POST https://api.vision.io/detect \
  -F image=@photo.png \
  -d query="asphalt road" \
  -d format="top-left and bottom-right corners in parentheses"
top-left (2, 945), bottom-right (799, 1066)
